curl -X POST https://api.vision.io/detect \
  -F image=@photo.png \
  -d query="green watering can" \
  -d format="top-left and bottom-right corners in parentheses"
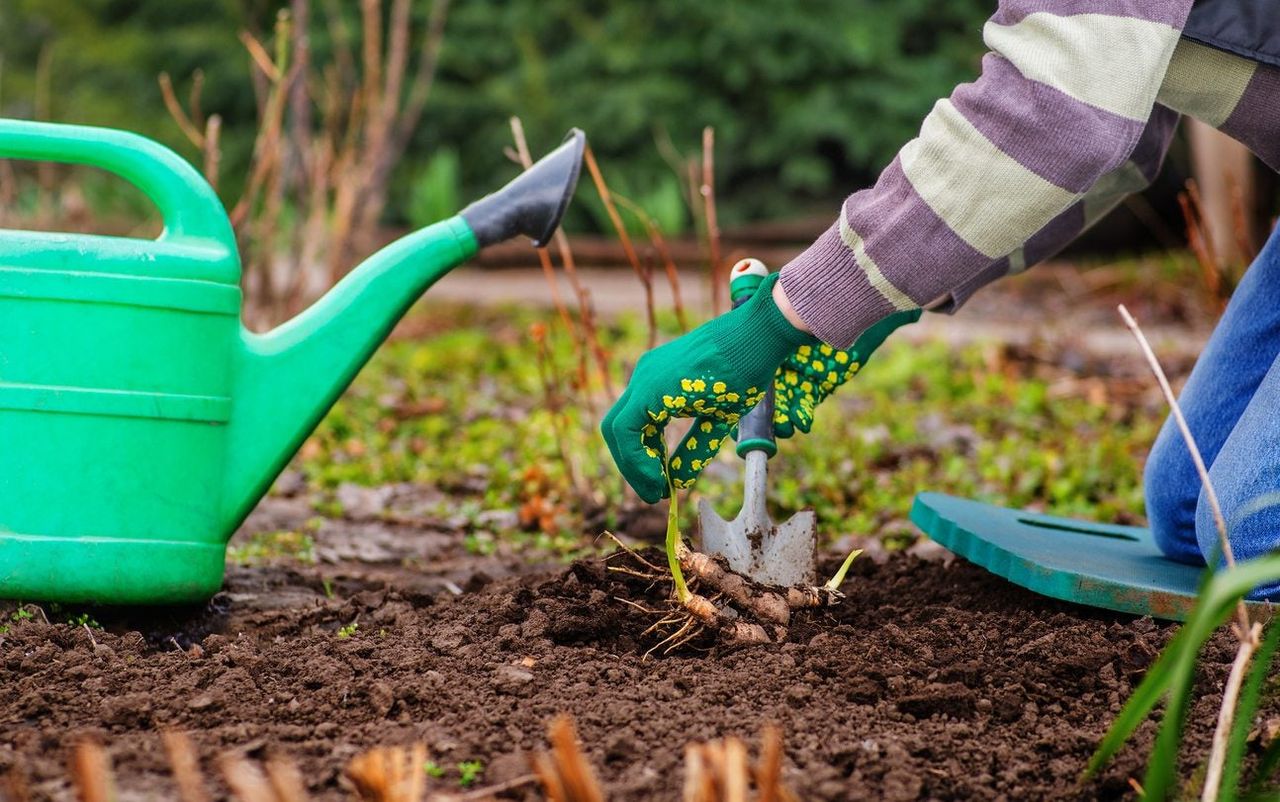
top-left (0, 118), bottom-right (585, 605)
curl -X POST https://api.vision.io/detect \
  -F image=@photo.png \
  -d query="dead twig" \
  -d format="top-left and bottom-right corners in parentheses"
top-left (683, 727), bottom-right (798, 802)
top-left (700, 127), bottom-right (723, 315)
top-left (345, 743), bottom-right (427, 802)
top-left (532, 716), bottom-right (605, 802)
top-left (163, 731), bottom-right (211, 802)
top-left (583, 144), bottom-right (657, 349)
top-left (1118, 304), bottom-right (1256, 802)
top-left (70, 739), bottom-right (113, 802)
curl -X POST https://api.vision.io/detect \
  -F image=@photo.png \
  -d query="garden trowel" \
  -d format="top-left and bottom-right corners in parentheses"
top-left (697, 259), bottom-right (818, 587)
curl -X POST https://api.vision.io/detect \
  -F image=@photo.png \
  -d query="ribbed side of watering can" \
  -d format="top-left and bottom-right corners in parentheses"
top-left (0, 119), bottom-right (242, 604)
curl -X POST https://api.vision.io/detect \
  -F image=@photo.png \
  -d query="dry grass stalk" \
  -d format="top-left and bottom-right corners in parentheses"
top-left (683, 728), bottom-right (797, 802)
top-left (531, 321), bottom-right (587, 500)
top-left (163, 731), bottom-right (211, 802)
top-left (583, 144), bottom-right (658, 348)
top-left (221, 755), bottom-right (282, 802)
top-left (1178, 180), bottom-right (1224, 310)
top-left (754, 727), bottom-right (784, 802)
top-left (160, 0), bottom-right (452, 326)
top-left (532, 716), bottom-right (605, 802)
top-left (508, 117), bottom-right (594, 398)
top-left (69, 739), bottom-right (113, 802)
top-left (1, 763), bottom-right (31, 802)
top-left (700, 127), bottom-right (723, 315)
top-left (1118, 304), bottom-right (1258, 802)
top-left (614, 194), bottom-right (688, 332)
top-left (1228, 175), bottom-right (1259, 266)
top-left (345, 744), bottom-right (427, 802)
top-left (510, 117), bottom-right (616, 398)
top-left (265, 756), bottom-right (310, 802)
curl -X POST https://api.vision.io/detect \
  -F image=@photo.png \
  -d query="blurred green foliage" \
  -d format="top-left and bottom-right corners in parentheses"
top-left (1, 0), bottom-right (989, 227)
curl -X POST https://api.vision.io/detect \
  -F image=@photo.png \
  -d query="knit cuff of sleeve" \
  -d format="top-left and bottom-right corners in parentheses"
top-left (777, 225), bottom-right (906, 349)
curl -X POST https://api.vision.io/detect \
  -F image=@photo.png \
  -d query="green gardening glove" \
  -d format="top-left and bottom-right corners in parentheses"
top-left (772, 308), bottom-right (922, 438)
top-left (601, 271), bottom-right (817, 503)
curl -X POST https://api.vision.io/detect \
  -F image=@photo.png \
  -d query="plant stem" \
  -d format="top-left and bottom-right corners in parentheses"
top-left (666, 479), bottom-right (691, 604)
top-left (825, 549), bottom-right (863, 592)
top-left (1204, 623), bottom-right (1262, 801)
top-left (1119, 304), bottom-right (1258, 802)
top-left (1117, 305), bottom-right (1248, 632)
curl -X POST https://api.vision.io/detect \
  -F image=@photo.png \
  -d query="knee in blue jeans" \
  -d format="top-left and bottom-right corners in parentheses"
top-left (1144, 421), bottom-right (1204, 566)
top-left (1194, 457), bottom-right (1280, 600)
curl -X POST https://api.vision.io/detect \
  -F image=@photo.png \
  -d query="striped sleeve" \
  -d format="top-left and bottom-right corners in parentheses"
top-left (942, 104), bottom-right (1180, 312)
top-left (780, 0), bottom-right (1193, 348)
top-left (1157, 39), bottom-right (1280, 172)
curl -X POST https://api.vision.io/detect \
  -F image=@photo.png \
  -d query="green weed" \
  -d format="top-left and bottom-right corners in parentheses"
top-left (457, 760), bottom-right (483, 788)
top-left (1087, 558), bottom-right (1280, 800)
top-left (337, 621), bottom-right (358, 639)
top-left (228, 530), bottom-right (316, 565)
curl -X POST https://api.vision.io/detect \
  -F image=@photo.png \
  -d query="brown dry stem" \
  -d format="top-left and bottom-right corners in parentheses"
top-left (70, 740), bottom-right (113, 802)
top-left (1119, 304), bottom-right (1258, 802)
top-left (532, 715), bottom-right (605, 802)
top-left (345, 743), bottom-right (427, 802)
top-left (683, 727), bottom-right (799, 802)
top-left (163, 731), bottom-right (212, 802)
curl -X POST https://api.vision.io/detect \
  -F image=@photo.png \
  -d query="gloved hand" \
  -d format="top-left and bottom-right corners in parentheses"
top-left (601, 271), bottom-right (816, 503)
top-left (663, 301), bottom-right (920, 490)
top-left (772, 308), bottom-right (921, 438)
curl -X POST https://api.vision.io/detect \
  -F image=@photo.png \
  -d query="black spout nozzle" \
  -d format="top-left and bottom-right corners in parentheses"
top-left (461, 128), bottom-right (586, 248)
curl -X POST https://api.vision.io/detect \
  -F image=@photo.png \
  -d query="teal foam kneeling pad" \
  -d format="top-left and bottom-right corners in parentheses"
top-left (909, 492), bottom-right (1273, 622)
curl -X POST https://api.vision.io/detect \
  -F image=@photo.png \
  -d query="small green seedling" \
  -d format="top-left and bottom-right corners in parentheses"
top-left (321, 577), bottom-right (335, 599)
top-left (337, 620), bottom-right (359, 639)
top-left (457, 760), bottom-right (484, 787)
top-left (825, 549), bottom-right (864, 592)
top-left (423, 761), bottom-right (446, 779)
top-left (11, 608), bottom-right (34, 623)
top-left (67, 612), bottom-right (101, 629)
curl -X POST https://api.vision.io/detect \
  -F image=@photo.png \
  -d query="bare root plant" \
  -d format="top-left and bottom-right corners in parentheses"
top-left (603, 533), bottom-right (844, 655)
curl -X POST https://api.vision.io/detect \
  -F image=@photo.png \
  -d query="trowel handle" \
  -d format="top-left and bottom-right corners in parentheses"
top-left (727, 259), bottom-right (778, 460)
top-left (0, 118), bottom-right (234, 249)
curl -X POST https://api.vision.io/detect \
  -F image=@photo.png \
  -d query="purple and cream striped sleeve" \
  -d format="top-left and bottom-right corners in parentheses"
top-left (779, 0), bottom-right (1194, 348)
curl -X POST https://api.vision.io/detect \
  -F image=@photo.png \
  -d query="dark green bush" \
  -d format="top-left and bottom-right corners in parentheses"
top-left (1, 0), bottom-right (990, 227)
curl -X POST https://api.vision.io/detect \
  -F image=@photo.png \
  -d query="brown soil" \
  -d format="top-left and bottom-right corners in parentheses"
top-left (0, 499), bottom-right (1252, 802)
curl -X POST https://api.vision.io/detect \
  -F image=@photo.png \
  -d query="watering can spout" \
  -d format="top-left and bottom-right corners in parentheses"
top-left (221, 129), bottom-right (585, 530)
top-left (461, 129), bottom-right (585, 248)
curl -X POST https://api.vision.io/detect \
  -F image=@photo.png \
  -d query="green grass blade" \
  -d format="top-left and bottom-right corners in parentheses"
top-left (1228, 621), bottom-right (1280, 802)
top-left (1143, 633), bottom-right (1201, 800)
top-left (1086, 627), bottom-right (1186, 776)
top-left (1244, 731), bottom-right (1280, 801)
top-left (1088, 556), bottom-right (1280, 786)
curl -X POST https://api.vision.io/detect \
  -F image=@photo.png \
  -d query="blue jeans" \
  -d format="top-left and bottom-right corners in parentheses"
top-left (1145, 221), bottom-right (1280, 598)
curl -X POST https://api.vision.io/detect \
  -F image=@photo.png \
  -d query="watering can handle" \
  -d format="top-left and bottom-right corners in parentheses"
top-left (0, 118), bottom-right (235, 250)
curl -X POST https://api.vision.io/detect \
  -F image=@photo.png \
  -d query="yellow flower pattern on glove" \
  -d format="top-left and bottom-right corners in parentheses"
top-left (772, 309), bottom-right (921, 438)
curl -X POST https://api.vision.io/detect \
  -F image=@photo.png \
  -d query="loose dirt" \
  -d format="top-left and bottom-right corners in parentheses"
top-left (0, 501), bottom-right (1251, 801)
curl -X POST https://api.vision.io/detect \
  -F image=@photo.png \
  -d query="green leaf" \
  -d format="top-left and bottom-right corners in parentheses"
top-left (1088, 555), bottom-right (1280, 798)
top-left (1221, 620), bottom-right (1280, 802)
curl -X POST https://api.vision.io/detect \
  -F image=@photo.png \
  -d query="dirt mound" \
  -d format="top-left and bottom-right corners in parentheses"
top-left (0, 549), bottom-right (1245, 800)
